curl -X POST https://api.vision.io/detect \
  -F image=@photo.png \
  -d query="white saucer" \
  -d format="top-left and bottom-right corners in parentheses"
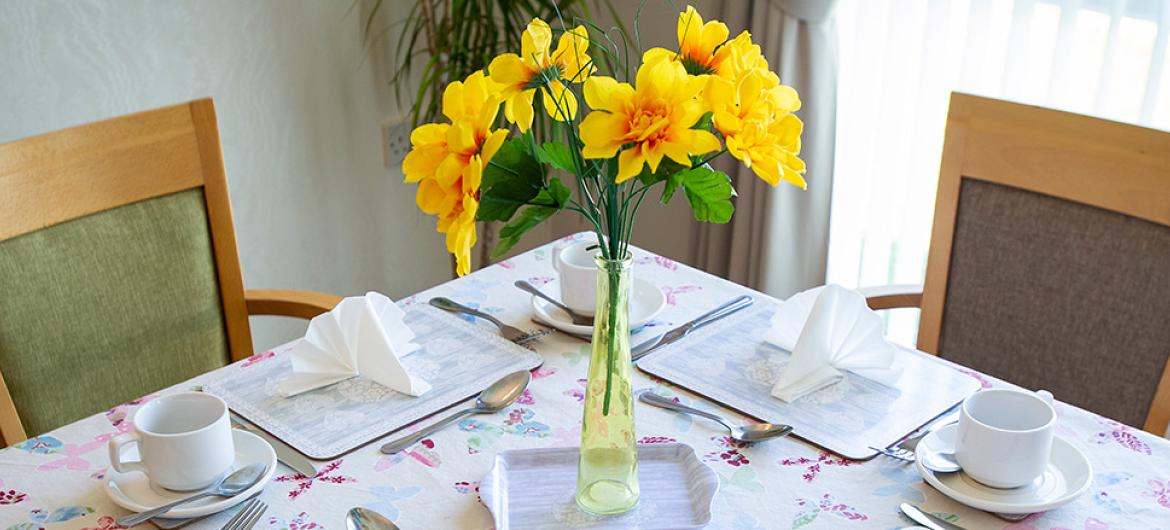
top-left (914, 423), bottom-right (1092, 514)
top-left (104, 429), bottom-right (277, 519)
top-left (531, 278), bottom-right (666, 336)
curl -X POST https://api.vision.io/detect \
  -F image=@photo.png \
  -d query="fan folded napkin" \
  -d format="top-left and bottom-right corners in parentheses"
top-left (763, 284), bottom-right (902, 402)
top-left (278, 291), bottom-right (431, 397)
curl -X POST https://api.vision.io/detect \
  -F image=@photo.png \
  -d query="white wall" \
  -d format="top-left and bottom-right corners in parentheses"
top-left (0, 0), bottom-right (451, 349)
top-left (0, 0), bottom-right (732, 349)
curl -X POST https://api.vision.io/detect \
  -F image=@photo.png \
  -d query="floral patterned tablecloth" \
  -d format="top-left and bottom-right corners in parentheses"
top-left (2, 233), bottom-right (1168, 530)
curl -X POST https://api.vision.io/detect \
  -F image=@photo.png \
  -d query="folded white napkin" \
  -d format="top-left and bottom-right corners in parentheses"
top-left (764, 284), bottom-right (902, 402)
top-left (278, 292), bottom-right (431, 397)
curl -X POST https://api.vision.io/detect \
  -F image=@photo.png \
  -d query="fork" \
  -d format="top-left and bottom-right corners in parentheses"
top-left (429, 297), bottom-right (549, 345)
top-left (872, 406), bottom-right (963, 462)
top-left (221, 498), bottom-right (267, 530)
top-left (870, 445), bottom-right (917, 462)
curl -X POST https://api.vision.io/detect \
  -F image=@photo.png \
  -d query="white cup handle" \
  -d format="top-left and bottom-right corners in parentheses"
top-left (108, 432), bottom-right (146, 474)
top-left (1036, 389), bottom-right (1055, 407)
top-left (552, 244), bottom-right (565, 272)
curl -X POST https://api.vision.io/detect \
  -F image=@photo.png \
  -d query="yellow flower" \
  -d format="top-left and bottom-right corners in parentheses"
top-left (445, 195), bottom-right (479, 276)
top-left (402, 70), bottom-right (507, 275)
top-left (711, 31), bottom-right (775, 85)
top-left (579, 60), bottom-right (721, 183)
top-left (489, 19), bottom-right (594, 131)
top-left (643, 5), bottom-right (729, 76)
top-left (705, 71), bottom-right (806, 188)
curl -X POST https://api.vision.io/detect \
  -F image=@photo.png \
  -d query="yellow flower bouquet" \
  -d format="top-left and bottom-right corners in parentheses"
top-left (403, 3), bottom-right (804, 516)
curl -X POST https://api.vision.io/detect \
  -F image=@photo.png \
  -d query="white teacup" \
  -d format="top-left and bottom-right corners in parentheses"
top-left (954, 388), bottom-right (1056, 488)
top-left (552, 240), bottom-right (603, 316)
top-left (107, 392), bottom-right (235, 491)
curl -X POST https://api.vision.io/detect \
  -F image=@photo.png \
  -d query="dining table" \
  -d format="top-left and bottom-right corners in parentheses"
top-left (2, 232), bottom-right (1168, 530)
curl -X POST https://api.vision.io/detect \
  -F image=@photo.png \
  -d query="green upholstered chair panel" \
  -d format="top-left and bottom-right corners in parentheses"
top-left (0, 188), bottom-right (231, 437)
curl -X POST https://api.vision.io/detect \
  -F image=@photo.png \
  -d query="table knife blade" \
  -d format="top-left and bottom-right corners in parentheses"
top-left (230, 413), bottom-right (318, 477)
top-left (900, 503), bottom-right (966, 530)
top-left (631, 295), bottom-right (754, 362)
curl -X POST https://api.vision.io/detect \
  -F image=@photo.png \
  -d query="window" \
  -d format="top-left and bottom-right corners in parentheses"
top-left (828, 0), bottom-right (1170, 345)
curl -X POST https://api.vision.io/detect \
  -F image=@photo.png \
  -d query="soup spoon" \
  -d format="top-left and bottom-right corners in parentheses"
top-left (346, 507), bottom-right (400, 530)
top-left (639, 392), bottom-right (793, 443)
top-left (380, 370), bottom-right (531, 454)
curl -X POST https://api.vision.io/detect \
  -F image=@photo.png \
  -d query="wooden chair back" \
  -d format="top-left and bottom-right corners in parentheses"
top-left (0, 99), bottom-right (253, 441)
top-left (919, 93), bottom-right (1170, 434)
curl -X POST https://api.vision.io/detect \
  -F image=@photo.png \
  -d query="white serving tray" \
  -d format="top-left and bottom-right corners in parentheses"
top-left (637, 303), bottom-right (981, 460)
top-left (480, 443), bottom-right (717, 530)
top-left (204, 304), bottom-right (543, 459)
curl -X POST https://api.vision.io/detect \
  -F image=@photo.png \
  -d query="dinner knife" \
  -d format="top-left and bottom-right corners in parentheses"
top-left (230, 413), bottom-right (318, 477)
top-left (630, 295), bottom-right (754, 362)
top-left (899, 503), bottom-right (966, 530)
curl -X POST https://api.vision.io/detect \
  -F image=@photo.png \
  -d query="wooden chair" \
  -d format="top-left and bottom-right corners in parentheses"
top-left (0, 99), bottom-right (343, 445)
top-left (864, 93), bottom-right (1170, 436)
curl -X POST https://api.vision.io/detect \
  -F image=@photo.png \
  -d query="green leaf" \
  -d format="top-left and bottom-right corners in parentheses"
top-left (478, 138), bottom-right (543, 222)
top-left (534, 142), bottom-right (577, 173)
top-left (660, 173), bottom-right (683, 204)
top-left (490, 179), bottom-right (571, 258)
top-left (691, 111), bottom-right (713, 131)
top-left (635, 158), bottom-right (686, 187)
top-left (679, 166), bottom-right (735, 223)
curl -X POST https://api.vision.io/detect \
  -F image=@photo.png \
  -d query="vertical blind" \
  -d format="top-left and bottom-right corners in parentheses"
top-left (828, 0), bottom-right (1170, 344)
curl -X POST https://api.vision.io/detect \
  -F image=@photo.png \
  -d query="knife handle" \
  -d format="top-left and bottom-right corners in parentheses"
top-left (688, 295), bottom-right (753, 330)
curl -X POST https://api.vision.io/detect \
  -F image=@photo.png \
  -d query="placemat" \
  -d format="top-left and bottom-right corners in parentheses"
top-left (204, 305), bottom-right (543, 459)
top-left (636, 302), bottom-right (980, 460)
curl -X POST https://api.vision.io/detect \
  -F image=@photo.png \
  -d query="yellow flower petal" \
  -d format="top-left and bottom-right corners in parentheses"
top-left (616, 149), bottom-right (645, 183)
top-left (463, 154), bottom-right (483, 195)
top-left (522, 19), bottom-right (552, 65)
top-left (441, 80), bottom-right (464, 122)
top-left (542, 80), bottom-right (578, 121)
top-left (643, 47), bottom-right (677, 66)
top-left (410, 123), bottom-right (448, 146)
top-left (416, 178), bottom-right (446, 214)
top-left (445, 195), bottom-right (479, 276)
top-left (642, 141), bottom-right (666, 172)
top-left (552, 25), bottom-right (594, 83)
top-left (504, 90), bottom-right (536, 132)
top-left (435, 154), bottom-right (466, 188)
top-left (583, 76), bottom-right (633, 113)
top-left (489, 53), bottom-right (533, 89)
top-left (683, 129), bottom-right (721, 155)
top-left (677, 6), bottom-right (704, 55)
top-left (402, 145), bottom-right (445, 183)
top-left (660, 140), bottom-right (692, 167)
top-left (580, 112), bottom-right (626, 158)
top-left (481, 129), bottom-right (508, 164)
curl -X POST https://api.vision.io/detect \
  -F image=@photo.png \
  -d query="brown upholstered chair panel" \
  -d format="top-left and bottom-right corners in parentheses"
top-left (938, 178), bottom-right (1170, 427)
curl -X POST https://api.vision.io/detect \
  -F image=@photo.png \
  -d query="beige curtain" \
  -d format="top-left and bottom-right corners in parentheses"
top-left (691, 0), bottom-right (840, 299)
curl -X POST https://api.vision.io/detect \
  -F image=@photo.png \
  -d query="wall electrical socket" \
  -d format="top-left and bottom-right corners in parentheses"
top-left (382, 114), bottom-right (411, 169)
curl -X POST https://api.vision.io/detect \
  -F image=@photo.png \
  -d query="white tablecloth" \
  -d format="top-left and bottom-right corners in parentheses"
top-left (2, 233), bottom-right (1168, 529)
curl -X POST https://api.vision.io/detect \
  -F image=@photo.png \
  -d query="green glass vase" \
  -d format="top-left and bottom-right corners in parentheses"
top-left (575, 255), bottom-right (639, 515)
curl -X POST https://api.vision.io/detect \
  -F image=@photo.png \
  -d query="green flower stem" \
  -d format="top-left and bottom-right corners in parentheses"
top-left (601, 262), bottom-right (621, 415)
top-left (692, 148), bottom-right (728, 169)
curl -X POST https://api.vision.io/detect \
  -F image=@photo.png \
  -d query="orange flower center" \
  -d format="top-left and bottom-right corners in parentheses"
top-left (628, 100), bottom-right (671, 144)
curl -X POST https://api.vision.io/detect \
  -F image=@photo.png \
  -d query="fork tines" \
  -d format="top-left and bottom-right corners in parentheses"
top-left (515, 329), bottom-right (552, 345)
top-left (221, 498), bottom-right (268, 530)
top-left (870, 445), bottom-right (917, 462)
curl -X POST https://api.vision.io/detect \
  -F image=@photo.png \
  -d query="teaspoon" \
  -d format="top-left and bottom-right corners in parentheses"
top-left (639, 392), bottom-right (793, 443)
top-left (515, 280), bottom-right (594, 326)
top-left (116, 463), bottom-right (268, 527)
